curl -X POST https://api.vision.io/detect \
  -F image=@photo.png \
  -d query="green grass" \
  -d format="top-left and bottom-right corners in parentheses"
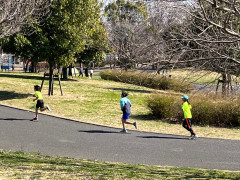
top-left (169, 68), bottom-right (240, 85)
top-left (0, 71), bottom-right (239, 140)
top-left (0, 71), bottom-right (240, 179)
top-left (0, 150), bottom-right (239, 179)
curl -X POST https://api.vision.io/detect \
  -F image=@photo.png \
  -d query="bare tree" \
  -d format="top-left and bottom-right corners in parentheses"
top-left (0, 0), bottom-right (52, 39)
top-left (123, 1), bottom-right (187, 71)
top-left (154, 0), bottom-right (240, 95)
top-left (104, 0), bottom-right (149, 70)
top-left (105, 0), bottom-right (240, 95)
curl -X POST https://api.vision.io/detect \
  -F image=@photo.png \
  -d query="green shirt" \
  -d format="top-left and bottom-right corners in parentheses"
top-left (182, 102), bottom-right (192, 119)
top-left (35, 91), bottom-right (43, 100)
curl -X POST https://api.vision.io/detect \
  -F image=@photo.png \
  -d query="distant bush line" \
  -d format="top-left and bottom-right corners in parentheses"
top-left (100, 70), bottom-right (191, 93)
top-left (147, 93), bottom-right (240, 127)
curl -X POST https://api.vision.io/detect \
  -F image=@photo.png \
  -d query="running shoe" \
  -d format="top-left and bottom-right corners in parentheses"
top-left (120, 129), bottom-right (128, 133)
top-left (46, 105), bottom-right (51, 111)
top-left (133, 122), bottom-right (137, 129)
top-left (31, 116), bottom-right (38, 121)
top-left (190, 134), bottom-right (198, 140)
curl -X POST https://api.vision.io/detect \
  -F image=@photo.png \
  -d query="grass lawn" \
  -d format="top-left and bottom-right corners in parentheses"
top-left (169, 68), bottom-right (240, 86)
top-left (0, 71), bottom-right (239, 140)
top-left (169, 68), bottom-right (221, 84)
top-left (0, 150), bottom-right (239, 179)
top-left (0, 71), bottom-right (240, 179)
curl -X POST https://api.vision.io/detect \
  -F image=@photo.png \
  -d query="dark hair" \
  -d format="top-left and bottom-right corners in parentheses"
top-left (182, 98), bottom-right (190, 105)
top-left (34, 85), bottom-right (41, 91)
top-left (121, 91), bottom-right (128, 97)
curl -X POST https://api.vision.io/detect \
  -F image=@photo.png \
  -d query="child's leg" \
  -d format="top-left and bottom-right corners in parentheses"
top-left (122, 113), bottom-right (137, 129)
top-left (122, 119), bottom-right (137, 129)
top-left (35, 108), bottom-right (38, 117)
top-left (122, 114), bottom-right (132, 129)
top-left (40, 107), bottom-right (47, 112)
top-left (123, 119), bottom-right (134, 125)
top-left (122, 118), bottom-right (126, 130)
top-left (183, 119), bottom-right (196, 135)
top-left (182, 119), bottom-right (188, 130)
top-left (186, 119), bottom-right (196, 135)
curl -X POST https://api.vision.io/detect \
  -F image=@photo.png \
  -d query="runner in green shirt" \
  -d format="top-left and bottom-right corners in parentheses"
top-left (181, 95), bottom-right (198, 139)
top-left (32, 85), bottom-right (51, 121)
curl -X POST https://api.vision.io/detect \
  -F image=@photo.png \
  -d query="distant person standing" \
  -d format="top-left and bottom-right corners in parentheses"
top-left (32, 85), bottom-right (51, 121)
top-left (79, 67), bottom-right (83, 77)
top-left (181, 95), bottom-right (198, 139)
top-left (120, 91), bottom-right (137, 133)
top-left (90, 69), bottom-right (93, 79)
top-left (162, 70), bottom-right (167, 78)
top-left (84, 67), bottom-right (89, 77)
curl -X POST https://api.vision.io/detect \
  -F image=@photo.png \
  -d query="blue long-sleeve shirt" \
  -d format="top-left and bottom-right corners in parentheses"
top-left (120, 97), bottom-right (131, 114)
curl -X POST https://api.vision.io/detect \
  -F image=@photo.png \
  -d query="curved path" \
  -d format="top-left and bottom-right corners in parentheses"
top-left (0, 104), bottom-right (239, 171)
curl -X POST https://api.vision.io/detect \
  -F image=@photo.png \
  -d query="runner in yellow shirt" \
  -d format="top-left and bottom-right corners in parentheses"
top-left (32, 85), bottom-right (51, 121)
top-left (181, 95), bottom-right (198, 139)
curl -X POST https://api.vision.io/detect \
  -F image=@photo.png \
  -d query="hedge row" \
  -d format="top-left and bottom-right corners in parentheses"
top-left (100, 70), bottom-right (191, 93)
top-left (146, 93), bottom-right (240, 127)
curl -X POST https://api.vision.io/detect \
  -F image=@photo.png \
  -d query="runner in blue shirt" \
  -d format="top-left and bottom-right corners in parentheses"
top-left (120, 91), bottom-right (137, 133)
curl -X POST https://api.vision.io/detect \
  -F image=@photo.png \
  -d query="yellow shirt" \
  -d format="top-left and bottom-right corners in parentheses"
top-left (35, 91), bottom-right (43, 100)
top-left (182, 102), bottom-right (192, 119)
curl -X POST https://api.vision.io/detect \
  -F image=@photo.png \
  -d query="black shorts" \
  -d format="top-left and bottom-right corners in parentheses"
top-left (36, 100), bottom-right (44, 109)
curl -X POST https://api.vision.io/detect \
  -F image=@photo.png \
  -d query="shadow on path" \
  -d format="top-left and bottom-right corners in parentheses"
top-left (0, 91), bottom-right (32, 101)
top-left (78, 130), bottom-right (119, 134)
top-left (137, 136), bottom-right (187, 140)
top-left (0, 118), bottom-right (30, 121)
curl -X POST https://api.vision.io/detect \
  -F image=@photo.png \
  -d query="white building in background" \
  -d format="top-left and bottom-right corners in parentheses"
top-left (0, 53), bottom-right (15, 70)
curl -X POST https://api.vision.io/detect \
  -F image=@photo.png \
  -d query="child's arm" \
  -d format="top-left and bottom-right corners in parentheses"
top-left (120, 99), bottom-right (125, 110)
top-left (33, 94), bottom-right (38, 102)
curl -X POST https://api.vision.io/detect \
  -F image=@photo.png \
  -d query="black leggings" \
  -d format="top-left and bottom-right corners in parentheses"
top-left (183, 118), bottom-right (196, 135)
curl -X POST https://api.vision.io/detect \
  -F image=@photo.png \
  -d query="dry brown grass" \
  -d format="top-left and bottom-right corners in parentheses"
top-left (0, 72), bottom-right (239, 140)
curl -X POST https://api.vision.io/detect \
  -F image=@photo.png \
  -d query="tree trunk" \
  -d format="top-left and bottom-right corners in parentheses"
top-left (69, 65), bottom-right (72, 76)
top-left (222, 73), bottom-right (227, 96)
top-left (227, 73), bottom-right (232, 93)
top-left (31, 62), bottom-right (37, 73)
top-left (48, 63), bottom-right (54, 96)
top-left (62, 67), bottom-right (68, 80)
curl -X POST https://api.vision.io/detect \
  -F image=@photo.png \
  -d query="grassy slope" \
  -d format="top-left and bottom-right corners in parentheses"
top-left (170, 69), bottom-right (221, 84)
top-left (0, 72), bottom-right (240, 178)
top-left (0, 72), bottom-right (239, 140)
top-left (0, 150), bottom-right (239, 179)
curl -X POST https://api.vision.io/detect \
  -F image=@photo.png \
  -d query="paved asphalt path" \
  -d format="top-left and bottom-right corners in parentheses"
top-left (0, 105), bottom-right (240, 171)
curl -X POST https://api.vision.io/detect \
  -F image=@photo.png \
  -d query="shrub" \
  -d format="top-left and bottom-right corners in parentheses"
top-left (147, 93), bottom-right (240, 127)
top-left (146, 94), bottom-right (177, 119)
top-left (100, 70), bottom-right (191, 93)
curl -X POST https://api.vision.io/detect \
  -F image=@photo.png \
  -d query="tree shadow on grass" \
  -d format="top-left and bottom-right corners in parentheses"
top-left (131, 114), bottom-right (182, 125)
top-left (0, 73), bottom-right (43, 81)
top-left (0, 73), bottom-right (78, 81)
top-left (0, 91), bottom-right (32, 101)
top-left (130, 114), bottom-right (159, 121)
top-left (105, 87), bottom-right (152, 94)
